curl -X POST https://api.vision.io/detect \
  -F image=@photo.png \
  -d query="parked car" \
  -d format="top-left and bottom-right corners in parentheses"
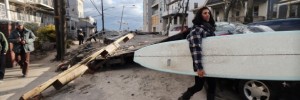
top-left (247, 18), bottom-right (300, 31)
top-left (247, 25), bottom-right (275, 32)
top-left (215, 22), bottom-right (274, 36)
top-left (168, 26), bottom-right (188, 37)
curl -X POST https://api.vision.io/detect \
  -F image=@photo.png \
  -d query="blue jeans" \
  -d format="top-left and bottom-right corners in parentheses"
top-left (0, 54), bottom-right (6, 80)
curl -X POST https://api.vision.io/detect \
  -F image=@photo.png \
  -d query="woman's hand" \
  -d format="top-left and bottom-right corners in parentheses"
top-left (197, 69), bottom-right (205, 77)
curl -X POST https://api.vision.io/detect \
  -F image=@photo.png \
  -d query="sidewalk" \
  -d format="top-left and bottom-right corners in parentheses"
top-left (0, 41), bottom-right (80, 100)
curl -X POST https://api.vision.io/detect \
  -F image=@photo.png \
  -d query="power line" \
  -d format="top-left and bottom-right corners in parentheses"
top-left (89, 0), bottom-right (102, 15)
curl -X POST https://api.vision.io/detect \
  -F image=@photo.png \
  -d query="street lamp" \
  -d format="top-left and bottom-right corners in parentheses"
top-left (119, 5), bottom-right (135, 32)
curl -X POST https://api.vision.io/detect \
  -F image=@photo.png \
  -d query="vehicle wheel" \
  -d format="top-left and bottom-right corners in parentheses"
top-left (238, 80), bottom-right (279, 100)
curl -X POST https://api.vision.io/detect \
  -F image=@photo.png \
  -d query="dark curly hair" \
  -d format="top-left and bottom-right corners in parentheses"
top-left (192, 7), bottom-right (216, 27)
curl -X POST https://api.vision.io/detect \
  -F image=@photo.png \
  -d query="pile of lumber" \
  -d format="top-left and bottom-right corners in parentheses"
top-left (20, 33), bottom-right (134, 100)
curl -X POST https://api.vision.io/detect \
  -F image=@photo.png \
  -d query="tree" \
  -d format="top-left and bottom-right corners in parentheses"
top-left (164, 0), bottom-right (185, 35)
top-left (224, 0), bottom-right (237, 21)
top-left (244, 0), bottom-right (254, 24)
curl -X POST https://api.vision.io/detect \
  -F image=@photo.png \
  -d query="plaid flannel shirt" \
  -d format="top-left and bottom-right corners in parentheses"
top-left (187, 26), bottom-right (215, 71)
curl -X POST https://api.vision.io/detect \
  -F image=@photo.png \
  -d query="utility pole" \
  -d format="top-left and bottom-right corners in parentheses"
top-left (54, 0), bottom-right (66, 61)
top-left (119, 5), bottom-right (125, 31)
top-left (60, 0), bottom-right (66, 60)
top-left (101, 0), bottom-right (105, 34)
top-left (54, 0), bottom-right (61, 60)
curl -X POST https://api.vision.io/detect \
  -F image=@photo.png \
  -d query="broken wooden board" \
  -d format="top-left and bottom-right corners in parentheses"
top-left (92, 34), bottom-right (168, 68)
top-left (52, 33), bottom-right (134, 89)
top-left (20, 33), bottom-right (134, 100)
top-left (52, 65), bottom-right (88, 90)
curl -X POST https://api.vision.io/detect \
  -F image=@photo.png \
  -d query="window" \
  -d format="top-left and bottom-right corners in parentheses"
top-left (71, 26), bottom-right (75, 30)
top-left (43, 0), bottom-right (48, 5)
top-left (174, 16), bottom-right (177, 24)
top-left (194, 3), bottom-right (198, 9)
top-left (65, 0), bottom-right (69, 7)
top-left (289, 4), bottom-right (298, 18)
top-left (253, 6), bottom-right (259, 16)
top-left (236, 11), bottom-right (240, 16)
top-left (17, 12), bottom-right (21, 20)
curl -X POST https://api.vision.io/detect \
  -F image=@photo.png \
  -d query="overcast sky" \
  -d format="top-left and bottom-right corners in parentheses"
top-left (84, 0), bottom-right (143, 31)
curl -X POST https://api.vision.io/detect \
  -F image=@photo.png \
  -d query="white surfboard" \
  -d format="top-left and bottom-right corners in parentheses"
top-left (134, 31), bottom-right (300, 81)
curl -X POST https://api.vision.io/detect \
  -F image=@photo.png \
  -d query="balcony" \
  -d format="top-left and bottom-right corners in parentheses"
top-left (9, 0), bottom-right (54, 11)
top-left (167, 0), bottom-right (180, 6)
top-left (29, 0), bottom-right (54, 11)
top-left (9, 11), bottom-right (42, 24)
top-left (162, 8), bottom-right (185, 18)
top-left (9, 0), bottom-right (25, 5)
top-left (151, 0), bottom-right (159, 8)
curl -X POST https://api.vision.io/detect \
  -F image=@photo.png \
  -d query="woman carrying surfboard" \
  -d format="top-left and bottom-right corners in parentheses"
top-left (178, 7), bottom-right (217, 100)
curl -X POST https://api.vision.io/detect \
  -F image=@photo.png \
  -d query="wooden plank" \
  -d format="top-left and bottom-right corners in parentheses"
top-left (52, 33), bottom-right (134, 89)
top-left (20, 33), bottom-right (134, 100)
top-left (52, 65), bottom-right (88, 90)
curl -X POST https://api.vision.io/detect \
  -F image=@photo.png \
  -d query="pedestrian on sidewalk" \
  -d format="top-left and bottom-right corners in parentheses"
top-left (77, 29), bottom-right (84, 45)
top-left (0, 31), bottom-right (8, 82)
top-left (9, 22), bottom-right (36, 77)
top-left (87, 31), bottom-right (97, 42)
top-left (178, 7), bottom-right (217, 100)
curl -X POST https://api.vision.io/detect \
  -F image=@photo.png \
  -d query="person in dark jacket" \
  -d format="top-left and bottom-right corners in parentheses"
top-left (77, 29), bottom-right (84, 45)
top-left (9, 22), bottom-right (36, 77)
top-left (178, 7), bottom-right (217, 100)
top-left (0, 31), bottom-right (8, 82)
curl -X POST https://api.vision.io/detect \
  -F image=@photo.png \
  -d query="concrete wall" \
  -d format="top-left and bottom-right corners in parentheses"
top-left (68, 0), bottom-right (83, 19)
top-left (143, 0), bottom-right (152, 32)
top-left (258, 1), bottom-right (268, 18)
top-left (78, 0), bottom-right (84, 18)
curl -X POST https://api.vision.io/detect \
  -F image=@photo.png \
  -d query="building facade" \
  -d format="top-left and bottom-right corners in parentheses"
top-left (66, 0), bottom-right (84, 39)
top-left (143, 0), bottom-right (151, 32)
top-left (277, 0), bottom-right (300, 19)
top-left (143, 0), bottom-right (207, 34)
top-left (206, 0), bottom-right (300, 23)
top-left (162, 0), bottom-right (207, 35)
top-left (207, 0), bottom-right (269, 23)
top-left (0, 0), bottom-right (54, 26)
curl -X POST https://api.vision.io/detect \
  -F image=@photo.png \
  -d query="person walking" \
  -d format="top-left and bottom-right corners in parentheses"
top-left (9, 22), bottom-right (36, 77)
top-left (91, 31), bottom-right (97, 42)
top-left (0, 31), bottom-right (8, 82)
top-left (178, 7), bottom-right (217, 100)
top-left (77, 29), bottom-right (84, 45)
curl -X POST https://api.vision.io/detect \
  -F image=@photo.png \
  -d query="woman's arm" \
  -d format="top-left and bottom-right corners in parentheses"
top-left (187, 28), bottom-right (204, 70)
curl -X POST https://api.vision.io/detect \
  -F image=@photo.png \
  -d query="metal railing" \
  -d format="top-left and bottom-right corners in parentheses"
top-left (9, 11), bottom-right (43, 23)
